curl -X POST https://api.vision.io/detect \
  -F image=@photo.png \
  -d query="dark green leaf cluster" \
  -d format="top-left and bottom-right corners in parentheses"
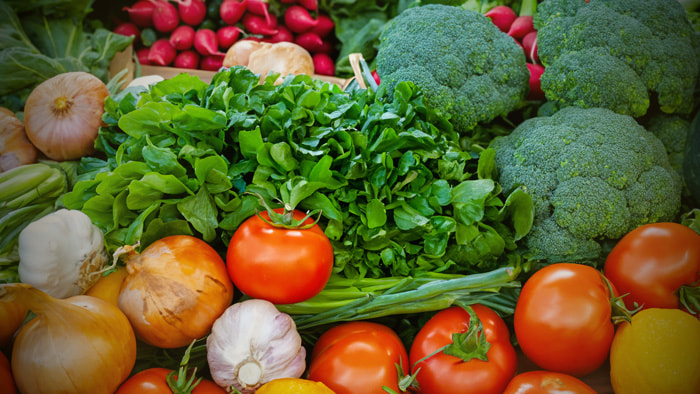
top-left (535, 0), bottom-right (699, 117)
top-left (491, 106), bottom-right (683, 265)
top-left (375, 4), bottom-right (530, 134)
top-left (64, 66), bottom-right (534, 279)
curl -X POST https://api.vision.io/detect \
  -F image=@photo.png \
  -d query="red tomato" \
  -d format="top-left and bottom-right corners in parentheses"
top-left (514, 263), bottom-right (616, 377)
top-left (116, 367), bottom-right (225, 393)
top-left (0, 351), bottom-right (16, 394)
top-left (226, 208), bottom-right (334, 304)
top-left (409, 304), bottom-right (517, 394)
top-left (503, 370), bottom-right (597, 393)
top-left (307, 321), bottom-right (409, 394)
top-left (604, 222), bottom-right (700, 313)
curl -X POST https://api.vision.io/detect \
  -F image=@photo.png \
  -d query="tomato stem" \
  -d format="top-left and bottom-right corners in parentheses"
top-left (246, 192), bottom-right (320, 229)
top-left (166, 340), bottom-right (203, 394)
top-left (679, 284), bottom-right (700, 316)
top-left (601, 274), bottom-right (638, 324)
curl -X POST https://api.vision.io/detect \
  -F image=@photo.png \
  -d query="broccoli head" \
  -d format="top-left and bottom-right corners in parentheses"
top-left (535, 0), bottom-right (699, 117)
top-left (491, 107), bottom-right (682, 265)
top-left (375, 4), bottom-right (529, 134)
top-left (644, 114), bottom-right (690, 174)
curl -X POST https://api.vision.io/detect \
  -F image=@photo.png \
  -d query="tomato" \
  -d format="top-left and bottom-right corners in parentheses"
top-left (307, 321), bottom-right (409, 394)
top-left (503, 371), bottom-right (596, 394)
top-left (610, 308), bottom-right (700, 393)
top-left (604, 222), bottom-right (700, 313)
top-left (514, 263), bottom-right (616, 377)
top-left (226, 207), bottom-right (334, 304)
top-left (116, 367), bottom-right (226, 393)
top-left (409, 304), bottom-right (517, 394)
top-left (0, 351), bottom-right (16, 394)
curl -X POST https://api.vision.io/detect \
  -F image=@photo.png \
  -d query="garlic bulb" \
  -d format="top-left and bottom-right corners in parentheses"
top-left (18, 208), bottom-right (108, 298)
top-left (206, 299), bottom-right (306, 393)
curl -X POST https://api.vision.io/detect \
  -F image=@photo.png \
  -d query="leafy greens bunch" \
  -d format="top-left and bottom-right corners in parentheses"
top-left (64, 66), bottom-right (533, 279)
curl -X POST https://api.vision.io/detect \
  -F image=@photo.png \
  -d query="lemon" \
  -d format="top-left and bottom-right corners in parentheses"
top-left (255, 378), bottom-right (336, 394)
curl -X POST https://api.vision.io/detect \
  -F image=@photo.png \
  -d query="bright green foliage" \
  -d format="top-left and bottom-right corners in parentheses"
top-left (375, 4), bottom-right (530, 134)
top-left (535, 0), bottom-right (699, 117)
top-left (491, 107), bottom-right (683, 265)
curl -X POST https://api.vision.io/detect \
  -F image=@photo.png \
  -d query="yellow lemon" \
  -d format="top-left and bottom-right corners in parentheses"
top-left (255, 378), bottom-right (336, 394)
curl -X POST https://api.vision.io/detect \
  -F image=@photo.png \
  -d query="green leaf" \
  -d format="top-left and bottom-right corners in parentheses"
top-left (366, 198), bottom-right (387, 228)
top-left (239, 128), bottom-right (264, 160)
top-left (498, 187), bottom-right (534, 241)
top-left (177, 187), bottom-right (218, 242)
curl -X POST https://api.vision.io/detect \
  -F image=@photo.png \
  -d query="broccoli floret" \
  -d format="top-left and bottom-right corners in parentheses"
top-left (644, 114), bottom-right (690, 173)
top-left (375, 4), bottom-right (529, 134)
top-left (491, 107), bottom-right (682, 265)
top-left (535, 0), bottom-right (699, 117)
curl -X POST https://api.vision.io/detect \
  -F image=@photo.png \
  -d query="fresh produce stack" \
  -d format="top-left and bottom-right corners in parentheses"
top-left (2, 0), bottom-right (700, 393)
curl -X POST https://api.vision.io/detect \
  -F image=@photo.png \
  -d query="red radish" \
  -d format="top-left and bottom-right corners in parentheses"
top-left (246, 0), bottom-right (273, 26)
top-left (122, 0), bottom-right (155, 27)
top-left (280, 0), bottom-right (295, 3)
top-left (295, 32), bottom-right (324, 53)
top-left (371, 69), bottom-right (380, 85)
top-left (284, 5), bottom-right (318, 34)
top-left (264, 25), bottom-right (294, 43)
top-left (312, 53), bottom-right (334, 76)
top-left (114, 22), bottom-right (141, 40)
top-left (174, 50), bottom-right (201, 69)
top-left (507, 15), bottom-right (534, 39)
top-left (194, 28), bottom-right (225, 56)
top-left (242, 13), bottom-right (278, 36)
top-left (217, 26), bottom-right (243, 49)
top-left (151, 0), bottom-right (180, 33)
top-left (513, 37), bottom-right (524, 51)
top-left (169, 25), bottom-right (196, 50)
top-left (178, 0), bottom-right (207, 26)
top-left (200, 55), bottom-right (224, 71)
top-left (485, 5), bottom-right (517, 33)
top-left (220, 0), bottom-right (247, 25)
top-left (148, 38), bottom-right (177, 66)
top-left (522, 31), bottom-right (539, 63)
top-left (309, 14), bottom-right (334, 38)
top-left (136, 48), bottom-right (151, 65)
top-left (297, 0), bottom-right (318, 11)
top-left (526, 63), bottom-right (545, 100)
top-left (315, 40), bottom-right (334, 54)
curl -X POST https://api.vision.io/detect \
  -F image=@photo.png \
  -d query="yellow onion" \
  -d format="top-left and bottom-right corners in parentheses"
top-left (23, 71), bottom-right (109, 161)
top-left (118, 235), bottom-right (235, 348)
top-left (0, 283), bottom-right (136, 393)
top-left (0, 300), bottom-right (27, 348)
top-left (0, 107), bottom-right (37, 172)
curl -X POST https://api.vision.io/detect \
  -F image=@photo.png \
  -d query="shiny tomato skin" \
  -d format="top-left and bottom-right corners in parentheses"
top-left (226, 208), bottom-right (333, 304)
top-left (503, 371), bottom-right (597, 394)
top-left (308, 321), bottom-right (409, 394)
top-left (604, 222), bottom-right (700, 311)
top-left (514, 263), bottom-right (615, 377)
top-left (409, 304), bottom-right (517, 394)
top-left (116, 367), bottom-right (225, 393)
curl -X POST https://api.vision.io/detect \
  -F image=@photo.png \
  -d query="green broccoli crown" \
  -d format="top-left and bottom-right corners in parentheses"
top-left (535, 0), bottom-right (699, 117)
top-left (644, 114), bottom-right (690, 173)
top-left (375, 4), bottom-right (529, 134)
top-left (491, 106), bottom-right (682, 264)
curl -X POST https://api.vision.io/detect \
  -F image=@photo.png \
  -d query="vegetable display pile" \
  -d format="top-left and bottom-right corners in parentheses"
top-left (1, 0), bottom-right (700, 393)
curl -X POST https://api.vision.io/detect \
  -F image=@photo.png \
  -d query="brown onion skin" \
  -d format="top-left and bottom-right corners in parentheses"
top-left (118, 235), bottom-right (235, 348)
top-left (0, 107), bottom-right (37, 172)
top-left (23, 71), bottom-right (109, 161)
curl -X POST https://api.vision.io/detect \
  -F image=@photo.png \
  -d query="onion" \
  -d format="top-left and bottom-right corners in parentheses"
top-left (117, 235), bottom-right (235, 348)
top-left (23, 71), bottom-right (109, 161)
top-left (1, 283), bottom-right (136, 393)
top-left (0, 107), bottom-right (37, 172)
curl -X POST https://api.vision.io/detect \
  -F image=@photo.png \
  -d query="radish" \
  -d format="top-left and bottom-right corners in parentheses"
top-left (312, 53), bottom-right (334, 76)
top-left (122, 0), bottom-right (155, 27)
top-left (220, 0), bottom-right (247, 25)
top-left (315, 40), bottom-right (334, 54)
top-left (526, 63), bottom-right (545, 100)
top-left (151, 0), bottom-right (180, 33)
top-left (309, 14), bottom-right (334, 38)
top-left (297, 0), bottom-right (318, 11)
top-left (264, 25), bottom-right (293, 43)
top-left (522, 31), bottom-right (539, 63)
top-left (114, 22), bottom-right (141, 40)
top-left (217, 26), bottom-right (243, 49)
top-left (484, 5), bottom-right (516, 33)
top-left (371, 69), bottom-right (380, 85)
top-left (246, 0), bottom-right (273, 27)
top-left (507, 15), bottom-right (534, 39)
top-left (201, 55), bottom-right (225, 71)
top-left (136, 47), bottom-right (151, 65)
top-left (194, 28), bottom-right (225, 56)
top-left (178, 0), bottom-right (207, 26)
top-left (284, 5), bottom-right (318, 34)
top-left (148, 38), bottom-right (177, 66)
top-left (169, 25), bottom-right (196, 51)
top-left (174, 50), bottom-right (201, 69)
top-left (295, 32), bottom-right (324, 53)
top-left (242, 13), bottom-right (279, 36)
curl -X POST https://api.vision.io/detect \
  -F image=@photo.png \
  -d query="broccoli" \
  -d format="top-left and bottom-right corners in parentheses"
top-left (644, 114), bottom-right (690, 174)
top-left (375, 4), bottom-right (529, 134)
top-left (491, 107), bottom-right (682, 265)
top-left (535, 0), bottom-right (699, 117)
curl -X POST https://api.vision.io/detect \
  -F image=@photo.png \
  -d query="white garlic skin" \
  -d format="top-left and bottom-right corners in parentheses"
top-left (206, 298), bottom-right (306, 393)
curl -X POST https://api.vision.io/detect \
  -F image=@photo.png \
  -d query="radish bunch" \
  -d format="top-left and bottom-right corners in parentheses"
top-left (113, 0), bottom-right (338, 75)
top-left (485, 5), bottom-right (543, 100)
